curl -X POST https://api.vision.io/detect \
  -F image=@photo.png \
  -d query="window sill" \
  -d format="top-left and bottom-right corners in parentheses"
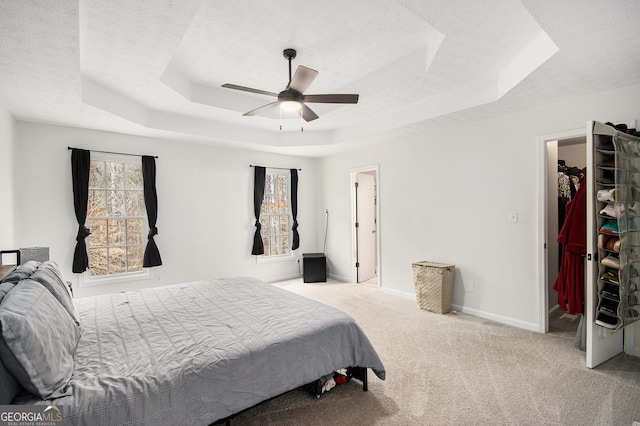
top-left (256, 252), bottom-right (297, 264)
top-left (80, 269), bottom-right (152, 288)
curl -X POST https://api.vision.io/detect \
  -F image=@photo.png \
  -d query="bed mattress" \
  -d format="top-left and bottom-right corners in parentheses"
top-left (18, 277), bottom-right (385, 425)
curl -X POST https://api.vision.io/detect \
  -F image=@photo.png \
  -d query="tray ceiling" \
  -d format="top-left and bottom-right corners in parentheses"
top-left (1, 0), bottom-right (639, 157)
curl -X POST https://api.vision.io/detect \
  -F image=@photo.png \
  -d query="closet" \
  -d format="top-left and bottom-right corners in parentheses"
top-left (586, 121), bottom-right (640, 367)
top-left (547, 137), bottom-right (586, 333)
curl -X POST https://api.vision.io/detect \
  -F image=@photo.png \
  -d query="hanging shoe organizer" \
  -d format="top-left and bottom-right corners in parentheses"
top-left (593, 121), bottom-right (640, 330)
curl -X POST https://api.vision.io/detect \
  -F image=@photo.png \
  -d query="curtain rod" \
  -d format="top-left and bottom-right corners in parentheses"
top-left (250, 165), bottom-right (301, 171)
top-left (67, 147), bottom-right (158, 159)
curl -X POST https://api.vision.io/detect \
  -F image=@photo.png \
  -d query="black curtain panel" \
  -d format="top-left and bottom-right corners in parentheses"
top-left (142, 156), bottom-right (162, 267)
top-left (252, 166), bottom-right (266, 255)
top-left (291, 169), bottom-right (300, 250)
top-left (71, 148), bottom-right (91, 273)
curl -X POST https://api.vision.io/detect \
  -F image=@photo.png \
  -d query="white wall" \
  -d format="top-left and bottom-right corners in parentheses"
top-left (318, 83), bottom-right (640, 331)
top-left (0, 102), bottom-right (16, 252)
top-left (559, 141), bottom-right (587, 169)
top-left (14, 122), bottom-right (318, 297)
top-left (11, 83), bottom-right (640, 331)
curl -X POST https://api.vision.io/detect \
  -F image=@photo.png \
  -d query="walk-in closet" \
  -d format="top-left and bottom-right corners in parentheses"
top-left (547, 136), bottom-right (586, 335)
top-left (545, 121), bottom-right (640, 367)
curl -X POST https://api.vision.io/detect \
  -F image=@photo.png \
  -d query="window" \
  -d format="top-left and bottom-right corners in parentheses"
top-left (260, 171), bottom-right (291, 258)
top-left (86, 157), bottom-right (146, 277)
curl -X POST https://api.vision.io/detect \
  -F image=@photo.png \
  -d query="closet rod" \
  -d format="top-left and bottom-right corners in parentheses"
top-left (250, 165), bottom-right (301, 171)
top-left (67, 147), bottom-right (158, 159)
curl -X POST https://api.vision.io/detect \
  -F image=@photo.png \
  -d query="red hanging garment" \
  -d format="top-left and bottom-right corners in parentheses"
top-left (553, 170), bottom-right (587, 314)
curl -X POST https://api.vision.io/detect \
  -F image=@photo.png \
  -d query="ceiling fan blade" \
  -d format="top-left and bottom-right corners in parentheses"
top-left (243, 101), bottom-right (281, 117)
top-left (298, 103), bottom-right (319, 122)
top-left (288, 65), bottom-right (319, 94)
top-left (222, 83), bottom-right (278, 97)
top-left (303, 94), bottom-right (359, 104)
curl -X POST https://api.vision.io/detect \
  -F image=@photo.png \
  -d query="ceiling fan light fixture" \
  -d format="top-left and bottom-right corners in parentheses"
top-left (280, 100), bottom-right (301, 112)
top-left (222, 48), bottom-right (359, 123)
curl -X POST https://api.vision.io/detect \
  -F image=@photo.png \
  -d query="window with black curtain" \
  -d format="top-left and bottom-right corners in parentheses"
top-left (72, 150), bottom-right (162, 277)
top-left (252, 167), bottom-right (300, 257)
top-left (71, 148), bottom-right (91, 273)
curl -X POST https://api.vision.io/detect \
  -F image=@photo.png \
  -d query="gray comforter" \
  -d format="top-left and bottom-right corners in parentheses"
top-left (22, 277), bottom-right (385, 425)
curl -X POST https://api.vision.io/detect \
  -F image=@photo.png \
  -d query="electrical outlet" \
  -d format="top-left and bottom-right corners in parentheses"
top-left (155, 274), bottom-right (161, 282)
top-left (466, 281), bottom-right (475, 292)
top-left (508, 211), bottom-right (518, 223)
top-left (325, 208), bottom-right (330, 214)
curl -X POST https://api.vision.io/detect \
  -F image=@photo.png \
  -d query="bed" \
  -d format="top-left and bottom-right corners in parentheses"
top-left (0, 261), bottom-right (386, 425)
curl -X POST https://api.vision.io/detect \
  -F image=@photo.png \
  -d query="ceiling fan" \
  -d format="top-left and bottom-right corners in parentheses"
top-left (222, 48), bottom-right (359, 122)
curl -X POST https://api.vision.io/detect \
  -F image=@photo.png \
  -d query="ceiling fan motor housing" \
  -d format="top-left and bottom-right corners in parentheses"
top-left (278, 89), bottom-right (303, 102)
top-left (283, 48), bottom-right (297, 60)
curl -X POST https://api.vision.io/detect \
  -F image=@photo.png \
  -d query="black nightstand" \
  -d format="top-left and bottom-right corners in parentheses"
top-left (303, 253), bottom-right (326, 283)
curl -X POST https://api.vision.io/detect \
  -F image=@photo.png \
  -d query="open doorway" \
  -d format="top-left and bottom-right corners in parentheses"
top-left (539, 123), bottom-right (640, 365)
top-left (351, 166), bottom-right (380, 287)
top-left (539, 129), bottom-right (586, 334)
top-left (547, 136), bottom-right (587, 335)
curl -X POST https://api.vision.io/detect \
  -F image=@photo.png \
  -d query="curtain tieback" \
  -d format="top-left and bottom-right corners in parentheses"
top-left (148, 227), bottom-right (158, 238)
top-left (254, 221), bottom-right (261, 230)
top-left (292, 220), bottom-right (299, 231)
top-left (76, 225), bottom-right (91, 241)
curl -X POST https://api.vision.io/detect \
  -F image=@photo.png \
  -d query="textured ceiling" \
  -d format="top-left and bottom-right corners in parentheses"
top-left (1, 0), bottom-right (639, 157)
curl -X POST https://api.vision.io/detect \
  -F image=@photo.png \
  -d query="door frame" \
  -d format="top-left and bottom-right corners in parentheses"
top-left (537, 127), bottom-right (586, 333)
top-left (350, 165), bottom-right (381, 286)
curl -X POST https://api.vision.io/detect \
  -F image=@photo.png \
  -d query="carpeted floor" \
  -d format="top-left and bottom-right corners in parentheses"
top-left (229, 279), bottom-right (640, 426)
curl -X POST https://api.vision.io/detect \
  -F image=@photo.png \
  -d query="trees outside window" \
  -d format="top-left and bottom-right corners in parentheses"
top-left (87, 159), bottom-right (145, 276)
top-left (260, 172), bottom-right (291, 257)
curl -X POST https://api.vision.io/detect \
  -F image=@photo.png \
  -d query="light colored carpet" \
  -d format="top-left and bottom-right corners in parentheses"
top-left (229, 279), bottom-right (640, 426)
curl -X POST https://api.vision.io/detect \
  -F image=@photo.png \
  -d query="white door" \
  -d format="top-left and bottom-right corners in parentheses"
top-left (586, 121), bottom-right (623, 368)
top-left (356, 173), bottom-right (376, 282)
top-left (546, 140), bottom-right (560, 328)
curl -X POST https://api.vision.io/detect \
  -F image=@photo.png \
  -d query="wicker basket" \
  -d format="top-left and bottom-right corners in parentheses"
top-left (412, 261), bottom-right (455, 314)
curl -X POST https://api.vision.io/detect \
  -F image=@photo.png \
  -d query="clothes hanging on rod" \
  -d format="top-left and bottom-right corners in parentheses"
top-left (553, 168), bottom-right (587, 315)
top-left (558, 160), bottom-right (584, 233)
top-left (558, 160), bottom-right (585, 268)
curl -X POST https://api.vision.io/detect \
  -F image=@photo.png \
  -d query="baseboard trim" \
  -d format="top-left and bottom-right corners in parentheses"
top-left (376, 287), bottom-right (540, 332)
top-left (379, 286), bottom-right (416, 300)
top-left (267, 273), bottom-right (303, 283)
top-left (451, 304), bottom-right (540, 332)
top-left (327, 272), bottom-right (351, 283)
